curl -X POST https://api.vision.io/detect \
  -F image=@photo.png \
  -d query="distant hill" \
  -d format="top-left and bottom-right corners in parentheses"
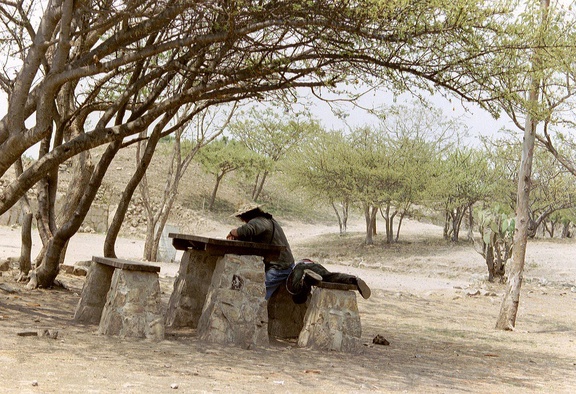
top-left (84, 142), bottom-right (334, 237)
top-left (0, 141), bottom-right (336, 237)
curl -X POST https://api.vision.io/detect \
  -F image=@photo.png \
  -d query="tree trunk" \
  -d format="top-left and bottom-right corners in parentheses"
top-left (59, 151), bottom-right (94, 228)
top-left (485, 245), bottom-right (495, 282)
top-left (342, 200), bottom-right (349, 235)
top-left (104, 127), bottom-right (162, 258)
top-left (443, 209), bottom-right (451, 240)
top-left (451, 209), bottom-right (460, 242)
top-left (331, 201), bottom-right (344, 235)
top-left (561, 221), bottom-right (571, 238)
top-left (395, 211), bottom-right (406, 242)
top-left (208, 173), bottom-right (223, 211)
top-left (143, 211), bottom-right (157, 261)
top-left (253, 170), bottom-right (269, 201)
top-left (380, 203), bottom-right (396, 244)
top-left (143, 190), bottom-right (180, 261)
top-left (18, 213), bottom-right (33, 278)
top-left (150, 203), bottom-right (174, 260)
top-left (527, 218), bottom-right (538, 238)
top-left (31, 140), bottom-right (121, 288)
top-left (467, 205), bottom-right (474, 241)
top-left (36, 141), bottom-right (57, 245)
top-left (386, 211), bottom-right (397, 244)
top-left (496, 0), bottom-right (548, 327)
top-left (139, 107), bottom-right (209, 262)
top-left (15, 158), bottom-right (33, 279)
top-left (450, 205), bottom-right (469, 242)
top-left (495, 109), bottom-right (537, 329)
top-left (251, 172), bottom-right (261, 200)
top-left (363, 203), bottom-right (378, 245)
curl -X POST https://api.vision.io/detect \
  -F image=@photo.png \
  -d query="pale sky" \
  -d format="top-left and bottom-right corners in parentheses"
top-left (304, 88), bottom-right (513, 145)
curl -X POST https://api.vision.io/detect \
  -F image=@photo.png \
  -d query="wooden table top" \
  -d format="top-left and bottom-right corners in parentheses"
top-left (169, 233), bottom-right (284, 260)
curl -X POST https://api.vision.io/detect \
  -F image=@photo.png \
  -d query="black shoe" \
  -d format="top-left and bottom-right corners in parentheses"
top-left (356, 277), bottom-right (371, 299)
top-left (292, 291), bottom-right (309, 304)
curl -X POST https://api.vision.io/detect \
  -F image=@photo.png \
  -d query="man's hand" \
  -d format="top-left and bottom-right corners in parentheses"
top-left (227, 229), bottom-right (238, 240)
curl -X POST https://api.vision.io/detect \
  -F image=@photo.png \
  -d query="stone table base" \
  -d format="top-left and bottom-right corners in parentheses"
top-left (165, 250), bottom-right (219, 329)
top-left (197, 254), bottom-right (269, 349)
top-left (73, 261), bottom-right (115, 325)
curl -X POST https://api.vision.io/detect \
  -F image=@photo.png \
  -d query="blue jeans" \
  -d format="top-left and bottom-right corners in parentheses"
top-left (265, 264), bottom-right (295, 300)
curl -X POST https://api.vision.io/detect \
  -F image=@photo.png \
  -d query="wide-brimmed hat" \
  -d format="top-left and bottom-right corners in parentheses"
top-left (231, 203), bottom-right (262, 217)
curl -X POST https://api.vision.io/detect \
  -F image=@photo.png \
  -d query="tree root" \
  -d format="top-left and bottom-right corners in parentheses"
top-left (26, 270), bottom-right (38, 289)
top-left (15, 271), bottom-right (29, 283)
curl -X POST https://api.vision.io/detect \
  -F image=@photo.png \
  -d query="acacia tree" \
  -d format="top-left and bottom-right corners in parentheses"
top-left (142, 106), bottom-right (237, 261)
top-left (527, 149), bottom-right (576, 237)
top-left (230, 107), bottom-right (320, 201)
top-left (433, 148), bottom-right (497, 242)
top-left (0, 0), bottom-right (529, 287)
top-left (377, 101), bottom-right (457, 242)
top-left (196, 137), bottom-right (259, 211)
top-left (293, 126), bottom-right (402, 245)
top-left (289, 102), bottom-right (479, 244)
top-left (347, 127), bottom-right (402, 245)
top-left (286, 131), bottom-right (354, 235)
top-left (484, 133), bottom-right (576, 238)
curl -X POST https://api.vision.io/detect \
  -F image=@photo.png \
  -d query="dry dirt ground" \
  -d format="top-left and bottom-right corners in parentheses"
top-left (0, 219), bottom-right (575, 394)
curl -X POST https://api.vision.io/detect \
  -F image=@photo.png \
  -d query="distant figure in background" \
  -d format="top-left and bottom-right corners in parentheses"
top-left (227, 203), bottom-right (371, 303)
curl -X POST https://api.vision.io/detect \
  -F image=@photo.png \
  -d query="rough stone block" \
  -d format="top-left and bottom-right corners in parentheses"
top-left (98, 268), bottom-right (164, 340)
top-left (197, 254), bottom-right (268, 349)
top-left (73, 262), bottom-right (115, 324)
top-left (298, 287), bottom-right (362, 352)
top-left (165, 250), bottom-right (219, 328)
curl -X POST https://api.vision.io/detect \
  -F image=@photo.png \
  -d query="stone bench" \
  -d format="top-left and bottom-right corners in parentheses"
top-left (297, 281), bottom-right (362, 352)
top-left (73, 256), bottom-right (164, 340)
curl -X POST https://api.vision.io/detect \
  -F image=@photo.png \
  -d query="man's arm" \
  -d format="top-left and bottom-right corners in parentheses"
top-left (228, 217), bottom-right (268, 240)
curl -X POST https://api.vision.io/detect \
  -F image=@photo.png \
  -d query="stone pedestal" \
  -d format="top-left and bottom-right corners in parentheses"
top-left (268, 284), bottom-right (308, 339)
top-left (165, 250), bottom-right (219, 328)
top-left (197, 254), bottom-right (269, 349)
top-left (298, 285), bottom-right (362, 352)
top-left (74, 261), bottom-right (115, 324)
top-left (98, 268), bottom-right (164, 340)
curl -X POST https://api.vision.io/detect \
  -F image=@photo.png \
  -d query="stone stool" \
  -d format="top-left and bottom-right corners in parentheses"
top-left (74, 257), bottom-right (164, 340)
top-left (297, 282), bottom-right (362, 352)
